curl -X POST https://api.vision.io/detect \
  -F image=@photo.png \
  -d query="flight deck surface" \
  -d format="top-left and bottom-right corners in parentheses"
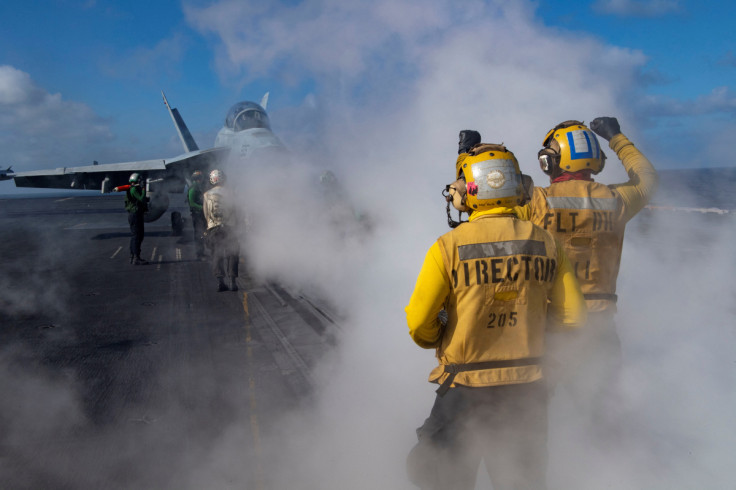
top-left (0, 194), bottom-right (337, 489)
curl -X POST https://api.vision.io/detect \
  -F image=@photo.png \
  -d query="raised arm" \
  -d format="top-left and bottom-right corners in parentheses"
top-left (591, 117), bottom-right (658, 222)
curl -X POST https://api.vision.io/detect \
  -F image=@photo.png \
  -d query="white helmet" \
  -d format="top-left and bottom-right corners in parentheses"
top-left (129, 172), bottom-right (142, 184)
top-left (209, 169), bottom-right (225, 185)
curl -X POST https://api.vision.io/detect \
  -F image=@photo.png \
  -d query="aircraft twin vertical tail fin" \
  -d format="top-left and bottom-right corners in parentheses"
top-left (161, 91), bottom-right (200, 153)
top-left (260, 92), bottom-right (269, 110)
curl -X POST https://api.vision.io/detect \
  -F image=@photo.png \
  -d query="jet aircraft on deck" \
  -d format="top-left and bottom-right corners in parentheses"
top-left (0, 92), bottom-right (287, 223)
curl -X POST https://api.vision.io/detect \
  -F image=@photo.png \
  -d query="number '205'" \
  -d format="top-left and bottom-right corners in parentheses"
top-left (487, 311), bottom-right (517, 328)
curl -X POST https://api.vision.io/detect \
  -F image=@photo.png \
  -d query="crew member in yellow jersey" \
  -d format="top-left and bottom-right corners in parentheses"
top-left (405, 141), bottom-right (586, 490)
top-left (518, 118), bottom-right (657, 431)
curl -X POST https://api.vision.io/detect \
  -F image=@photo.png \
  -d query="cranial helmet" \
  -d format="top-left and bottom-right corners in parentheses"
top-left (129, 172), bottom-right (141, 184)
top-left (209, 169), bottom-right (225, 186)
top-left (538, 120), bottom-right (605, 175)
top-left (192, 170), bottom-right (204, 182)
top-left (457, 144), bottom-right (524, 211)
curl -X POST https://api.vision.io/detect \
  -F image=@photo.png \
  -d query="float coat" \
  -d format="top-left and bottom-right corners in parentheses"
top-left (405, 208), bottom-right (586, 388)
top-left (517, 133), bottom-right (657, 313)
top-left (203, 186), bottom-right (236, 230)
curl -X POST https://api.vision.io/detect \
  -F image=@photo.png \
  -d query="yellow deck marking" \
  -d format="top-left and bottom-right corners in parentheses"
top-left (242, 292), bottom-right (250, 318)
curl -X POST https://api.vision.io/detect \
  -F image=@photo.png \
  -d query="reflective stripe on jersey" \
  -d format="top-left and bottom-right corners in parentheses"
top-left (545, 196), bottom-right (618, 211)
top-left (458, 240), bottom-right (547, 261)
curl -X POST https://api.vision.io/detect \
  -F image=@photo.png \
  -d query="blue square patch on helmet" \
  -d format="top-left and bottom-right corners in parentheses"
top-left (567, 129), bottom-right (601, 161)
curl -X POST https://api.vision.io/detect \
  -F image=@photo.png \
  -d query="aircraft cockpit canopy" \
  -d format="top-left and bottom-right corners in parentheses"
top-left (225, 101), bottom-right (271, 132)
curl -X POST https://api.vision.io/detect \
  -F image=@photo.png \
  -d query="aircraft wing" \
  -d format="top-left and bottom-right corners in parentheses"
top-left (4, 146), bottom-right (230, 192)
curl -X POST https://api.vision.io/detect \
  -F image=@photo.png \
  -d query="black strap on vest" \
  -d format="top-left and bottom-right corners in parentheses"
top-left (435, 358), bottom-right (542, 397)
top-left (583, 293), bottom-right (618, 302)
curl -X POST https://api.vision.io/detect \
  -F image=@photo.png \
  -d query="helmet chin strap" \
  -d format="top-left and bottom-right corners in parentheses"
top-left (445, 201), bottom-right (467, 228)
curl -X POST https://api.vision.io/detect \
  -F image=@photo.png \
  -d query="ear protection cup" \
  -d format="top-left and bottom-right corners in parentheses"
top-left (538, 147), bottom-right (559, 175)
top-left (447, 178), bottom-right (470, 212)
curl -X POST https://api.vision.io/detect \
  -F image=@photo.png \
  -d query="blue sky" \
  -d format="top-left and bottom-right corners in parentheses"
top-left (1, 0), bottom-right (735, 185)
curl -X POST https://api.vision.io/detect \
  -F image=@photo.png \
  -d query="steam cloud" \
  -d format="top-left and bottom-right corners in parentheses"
top-left (180, 1), bottom-right (736, 489)
top-left (1, 0), bottom-right (733, 488)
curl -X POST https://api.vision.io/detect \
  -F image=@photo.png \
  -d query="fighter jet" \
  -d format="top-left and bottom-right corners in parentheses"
top-left (0, 92), bottom-right (287, 224)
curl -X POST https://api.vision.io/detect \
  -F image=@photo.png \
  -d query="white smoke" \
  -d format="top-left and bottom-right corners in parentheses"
top-left (0, 1), bottom-right (720, 488)
top-left (179, 0), bottom-right (736, 488)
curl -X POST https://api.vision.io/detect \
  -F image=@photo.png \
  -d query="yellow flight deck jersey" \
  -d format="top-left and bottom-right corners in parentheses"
top-left (406, 208), bottom-right (586, 388)
top-left (516, 133), bottom-right (657, 314)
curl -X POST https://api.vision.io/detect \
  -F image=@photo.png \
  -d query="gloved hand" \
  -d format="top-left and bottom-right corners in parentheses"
top-left (437, 309), bottom-right (448, 327)
top-left (112, 187), bottom-right (118, 192)
top-left (458, 130), bottom-right (481, 154)
top-left (590, 117), bottom-right (621, 141)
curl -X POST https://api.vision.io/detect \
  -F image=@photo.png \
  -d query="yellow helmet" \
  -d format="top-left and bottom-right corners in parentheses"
top-left (538, 120), bottom-right (605, 175)
top-left (458, 144), bottom-right (524, 211)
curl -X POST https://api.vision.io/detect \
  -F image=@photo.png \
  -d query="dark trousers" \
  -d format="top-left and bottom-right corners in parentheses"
top-left (205, 226), bottom-right (239, 279)
top-left (407, 382), bottom-right (548, 490)
top-left (128, 211), bottom-right (145, 257)
top-left (190, 211), bottom-right (206, 256)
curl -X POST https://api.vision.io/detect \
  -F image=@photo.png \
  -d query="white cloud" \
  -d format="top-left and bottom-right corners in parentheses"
top-left (643, 86), bottom-right (736, 117)
top-left (185, 0), bottom-right (648, 171)
top-left (0, 65), bottom-right (114, 172)
top-left (592, 0), bottom-right (682, 17)
top-left (185, 0), bottom-right (452, 81)
top-left (632, 86), bottom-right (736, 167)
